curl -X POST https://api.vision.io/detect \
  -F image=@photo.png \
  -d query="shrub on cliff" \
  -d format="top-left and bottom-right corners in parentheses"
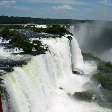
top-left (46, 24), bottom-right (72, 36)
top-left (72, 91), bottom-right (94, 102)
top-left (105, 62), bottom-right (112, 68)
top-left (83, 53), bottom-right (112, 91)
top-left (9, 33), bottom-right (47, 53)
top-left (32, 40), bottom-right (47, 54)
top-left (10, 34), bottom-right (33, 53)
top-left (92, 73), bottom-right (112, 90)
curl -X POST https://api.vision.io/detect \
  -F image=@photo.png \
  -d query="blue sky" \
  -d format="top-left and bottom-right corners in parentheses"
top-left (0, 0), bottom-right (112, 20)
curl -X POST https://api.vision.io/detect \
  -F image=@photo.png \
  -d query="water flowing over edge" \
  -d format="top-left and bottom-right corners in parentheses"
top-left (1, 35), bottom-right (112, 112)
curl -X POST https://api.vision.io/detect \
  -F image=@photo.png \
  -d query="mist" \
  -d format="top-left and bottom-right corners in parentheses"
top-left (72, 21), bottom-right (112, 62)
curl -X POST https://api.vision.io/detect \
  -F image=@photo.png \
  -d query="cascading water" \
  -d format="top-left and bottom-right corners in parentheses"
top-left (69, 26), bottom-right (84, 70)
top-left (1, 35), bottom-right (112, 112)
top-left (71, 36), bottom-right (84, 70)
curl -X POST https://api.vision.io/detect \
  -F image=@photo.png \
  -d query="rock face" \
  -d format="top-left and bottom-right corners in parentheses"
top-left (59, 87), bottom-right (63, 90)
top-left (67, 36), bottom-right (73, 41)
top-left (72, 91), bottom-right (94, 102)
top-left (72, 68), bottom-right (84, 75)
top-left (0, 58), bottom-right (29, 75)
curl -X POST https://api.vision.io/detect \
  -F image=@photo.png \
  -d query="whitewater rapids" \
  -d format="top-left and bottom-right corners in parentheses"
top-left (2, 35), bottom-right (112, 112)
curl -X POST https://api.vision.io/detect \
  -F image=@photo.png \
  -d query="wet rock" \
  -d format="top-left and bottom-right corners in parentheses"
top-left (72, 68), bottom-right (84, 75)
top-left (72, 91), bottom-right (94, 102)
top-left (0, 58), bottom-right (28, 75)
top-left (0, 78), bottom-right (3, 84)
top-left (59, 87), bottom-right (63, 90)
top-left (67, 36), bottom-right (73, 41)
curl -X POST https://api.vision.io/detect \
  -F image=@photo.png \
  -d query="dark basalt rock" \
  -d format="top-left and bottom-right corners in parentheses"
top-left (0, 58), bottom-right (29, 75)
top-left (59, 87), bottom-right (63, 90)
top-left (67, 36), bottom-right (73, 41)
top-left (0, 78), bottom-right (3, 84)
top-left (72, 68), bottom-right (84, 75)
top-left (72, 91), bottom-right (95, 102)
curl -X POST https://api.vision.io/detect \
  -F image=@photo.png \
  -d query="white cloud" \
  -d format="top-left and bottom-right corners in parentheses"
top-left (26, 0), bottom-right (74, 4)
top-left (102, 0), bottom-right (109, 3)
top-left (53, 5), bottom-right (72, 10)
top-left (0, 0), bottom-right (30, 10)
top-left (12, 6), bottom-right (30, 11)
top-left (99, 0), bottom-right (112, 5)
top-left (0, 1), bottom-right (16, 7)
top-left (99, 0), bottom-right (108, 4)
top-left (22, 0), bottom-right (89, 5)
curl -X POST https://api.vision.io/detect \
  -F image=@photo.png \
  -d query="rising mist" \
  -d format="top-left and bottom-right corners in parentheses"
top-left (72, 21), bottom-right (112, 62)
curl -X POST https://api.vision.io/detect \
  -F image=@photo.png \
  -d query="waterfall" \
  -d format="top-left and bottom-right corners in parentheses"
top-left (1, 36), bottom-right (111, 112)
top-left (71, 36), bottom-right (84, 70)
top-left (69, 25), bottom-right (84, 70)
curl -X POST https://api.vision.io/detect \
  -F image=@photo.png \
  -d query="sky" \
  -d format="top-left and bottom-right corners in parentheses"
top-left (0, 0), bottom-right (112, 20)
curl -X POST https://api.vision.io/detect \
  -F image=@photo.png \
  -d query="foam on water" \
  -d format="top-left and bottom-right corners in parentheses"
top-left (0, 46), bottom-right (30, 61)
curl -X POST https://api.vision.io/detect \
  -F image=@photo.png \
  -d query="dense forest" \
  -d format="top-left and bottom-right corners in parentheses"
top-left (0, 16), bottom-right (94, 24)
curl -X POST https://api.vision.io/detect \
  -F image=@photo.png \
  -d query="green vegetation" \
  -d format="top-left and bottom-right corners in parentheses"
top-left (0, 15), bottom-right (94, 24)
top-left (82, 53), bottom-right (112, 108)
top-left (92, 73), bottom-right (112, 90)
top-left (0, 27), bottom-right (16, 39)
top-left (105, 62), bottom-right (112, 68)
top-left (0, 24), bottom-right (72, 54)
top-left (32, 40), bottom-right (47, 54)
top-left (45, 24), bottom-right (72, 36)
top-left (26, 24), bottom-right (72, 36)
top-left (83, 53), bottom-right (112, 91)
top-left (31, 27), bottom-right (46, 33)
top-left (9, 33), bottom-right (33, 53)
top-left (9, 33), bottom-right (47, 54)
top-left (0, 27), bottom-right (47, 54)
top-left (0, 85), bottom-right (8, 100)
top-left (72, 91), bottom-right (94, 102)
top-left (82, 53), bottom-right (100, 62)
top-left (0, 24), bottom-right (72, 36)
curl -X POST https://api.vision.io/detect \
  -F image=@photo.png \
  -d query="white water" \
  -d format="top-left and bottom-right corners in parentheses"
top-left (0, 46), bottom-right (30, 61)
top-left (71, 36), bottom-right (84, 70)
top-left (69, 26), bottom-right (84, 70)
top-left (2, 36), bottom-right (112, 112)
